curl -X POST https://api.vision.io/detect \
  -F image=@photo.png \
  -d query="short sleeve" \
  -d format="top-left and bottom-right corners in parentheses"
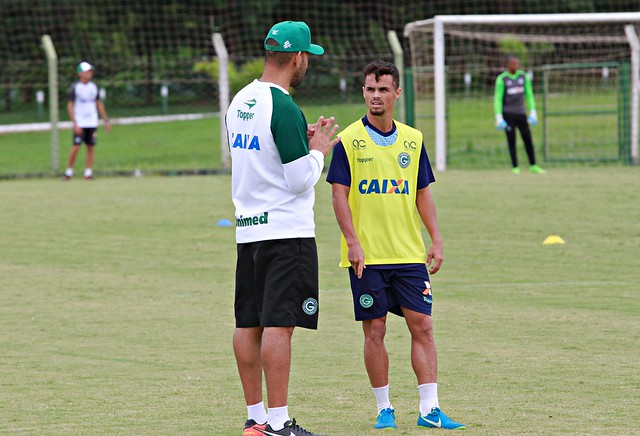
top-left (417, 143), bottom-right (435, 189)
top-left (326, 140), bottom-right (351, 187)
top-left (67, 83), bottom-right (76, 102)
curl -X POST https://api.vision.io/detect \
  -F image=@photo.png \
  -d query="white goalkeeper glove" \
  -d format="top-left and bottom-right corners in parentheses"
top-left (495, 114), bottom-right (507, 130)
top-left (528, 109), bottom-right (538, 126)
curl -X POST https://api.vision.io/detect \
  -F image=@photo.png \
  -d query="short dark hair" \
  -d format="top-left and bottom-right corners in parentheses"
top-left (265, 38), bottom-right (296, 66)
top-left (507, 55), bottom-right (519, 64)
top-left (363, 61), bottom-right (400, 89)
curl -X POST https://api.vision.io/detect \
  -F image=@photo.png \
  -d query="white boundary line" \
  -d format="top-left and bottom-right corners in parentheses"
top-left (0, 112), bottom-right (218, 134)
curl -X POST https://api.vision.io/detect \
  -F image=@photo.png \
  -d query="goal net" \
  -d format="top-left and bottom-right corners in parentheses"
top-left (405, 13), bottom-right (640, 170)
top-left (0, 0), bottom-right (403, 176)
top-left (2, 3), bottom-right (639, 177)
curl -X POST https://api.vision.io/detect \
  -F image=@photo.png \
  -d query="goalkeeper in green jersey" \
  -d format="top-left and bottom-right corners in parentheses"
top-left (494, 56), bottom-right (546, 174)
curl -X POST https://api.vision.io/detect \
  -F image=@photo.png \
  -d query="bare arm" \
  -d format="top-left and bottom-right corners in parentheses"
top-left (96, 100), bottom-right (111, 133)
top-left (416, 186), bottom-right (443, 274)
top-left (331, 183), bottom-right (366, 278)
top-left (67, 101), bottom-right (82, 135)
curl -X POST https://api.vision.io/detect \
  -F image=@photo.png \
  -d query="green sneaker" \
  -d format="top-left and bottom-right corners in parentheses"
top-left (529, 164), bottom-right (546, 174)
top-left (512, 166), bottom-right (521, 174)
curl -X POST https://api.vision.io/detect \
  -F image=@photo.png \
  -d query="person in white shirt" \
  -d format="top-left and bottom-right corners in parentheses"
top-left (226, 21), bottom-right (340, 436)
top-left (63, 62), bottom-right (110, 180)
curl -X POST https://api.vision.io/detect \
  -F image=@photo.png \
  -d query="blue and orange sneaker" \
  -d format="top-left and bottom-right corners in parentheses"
top-left (374, 407), bottom-right (396, 429)
top-left (417, 407), bottom-right (466, 430)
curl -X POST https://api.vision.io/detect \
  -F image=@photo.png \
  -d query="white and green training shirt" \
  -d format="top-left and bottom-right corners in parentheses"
top-left (226, 80), bottom-right (324, 244)
top-left (67, 80), bottom-right (101, 128)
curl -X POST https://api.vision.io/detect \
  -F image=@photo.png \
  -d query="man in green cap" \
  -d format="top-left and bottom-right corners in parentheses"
top-left (225, 21), bottom-right (340, 436)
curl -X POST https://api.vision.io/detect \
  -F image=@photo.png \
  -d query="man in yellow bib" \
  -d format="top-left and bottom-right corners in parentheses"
top-left (327, 61), bottom-right (466, 431)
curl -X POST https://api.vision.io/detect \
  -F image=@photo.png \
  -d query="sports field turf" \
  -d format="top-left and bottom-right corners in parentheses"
top-left (1, 167), bottom-right (638, 434)
top-left (0, 90), bottom-right (626, 177)
top-left (0, 104), bottom-right (364, 177)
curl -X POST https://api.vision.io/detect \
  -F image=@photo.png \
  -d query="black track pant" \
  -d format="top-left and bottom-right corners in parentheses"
top-left (503, 113), bottom-right (536, 167)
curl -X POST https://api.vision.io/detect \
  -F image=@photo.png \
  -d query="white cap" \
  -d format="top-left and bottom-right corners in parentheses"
top-left (77, 62), bottom-right (93, 73)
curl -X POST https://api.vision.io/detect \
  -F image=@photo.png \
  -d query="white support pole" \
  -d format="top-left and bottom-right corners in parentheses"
top-left (41, 35), bottom-right (58, 173)
top-left (212, 33), bottom-right (230, 169)
top-left (433, 18), bottom-right (447, 172)
top-left (387, 30), bottom-right (405, 123)
top-left (625, 25), bottom-right (640, 165)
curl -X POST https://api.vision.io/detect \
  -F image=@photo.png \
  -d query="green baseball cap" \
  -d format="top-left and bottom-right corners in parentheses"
top-left (77, 62), bottom-right (93, 73)
top-left (264, 21), bottom-right (324, 55)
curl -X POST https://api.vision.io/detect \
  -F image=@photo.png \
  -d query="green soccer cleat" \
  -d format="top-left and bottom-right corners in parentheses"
top-left (512, 166), bottom-right (521, 175)
top-left (529, 164), bottom-right (546, 174)
top-left (417, 407), bottom-right (467, 430)
top-left (374, 407), bottom-right (397, 429)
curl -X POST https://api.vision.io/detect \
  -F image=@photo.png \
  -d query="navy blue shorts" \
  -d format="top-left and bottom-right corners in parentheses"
top-left (348, 264), bottom-right (432, 321)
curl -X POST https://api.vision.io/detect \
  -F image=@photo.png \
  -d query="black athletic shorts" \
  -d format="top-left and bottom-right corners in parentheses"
top-left (235, 238), bottom-right (319, 329)
top-left (73, 128), bottom-right (97, 146)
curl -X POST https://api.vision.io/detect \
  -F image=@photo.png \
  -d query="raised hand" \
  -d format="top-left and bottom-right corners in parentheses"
top-left (308, 116), bottom-right (341, 157)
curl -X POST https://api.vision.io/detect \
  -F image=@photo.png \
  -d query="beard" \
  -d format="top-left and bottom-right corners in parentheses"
top-left (290, 65), bottom-right (306, 89)
top-left (290, 74), bottom-right (303, 88)
top-left (368, 103), bottom-right (385, 116)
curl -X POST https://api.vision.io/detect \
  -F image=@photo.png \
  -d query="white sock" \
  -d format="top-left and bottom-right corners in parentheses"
top-left (247, 401), bottom-right (267, 425)
top-left (65, 168), bottom-right (73, 177)
top-left (267, 405), bottom-right (289, 431)
top-left (372, 384), bottom-right (392, 414)
top-left (84, 168), bottom-right (92, 177)
top-left (418, 383), bottom-right (439, 415)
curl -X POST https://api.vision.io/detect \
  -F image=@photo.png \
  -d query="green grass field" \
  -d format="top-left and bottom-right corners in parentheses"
top-left (0, 103), bottom-right (367, 177)
top-left (415, 92), bottom-right (624, 168)
top-left (1, 167), bottom-right (639, 434)
top-left (1, 87), bottom-right (631, 178)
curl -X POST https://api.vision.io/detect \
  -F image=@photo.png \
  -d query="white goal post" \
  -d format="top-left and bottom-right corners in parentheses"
top-left (405, 12), bottom-right (640, 171)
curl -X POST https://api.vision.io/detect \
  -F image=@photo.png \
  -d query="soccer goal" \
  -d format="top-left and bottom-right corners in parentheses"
top-left (404, 13), bottom-right (640, 170)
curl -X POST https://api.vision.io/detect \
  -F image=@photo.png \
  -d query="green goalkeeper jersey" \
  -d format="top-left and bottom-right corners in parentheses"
top-left (494, 70), bottom-right (536, 116)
